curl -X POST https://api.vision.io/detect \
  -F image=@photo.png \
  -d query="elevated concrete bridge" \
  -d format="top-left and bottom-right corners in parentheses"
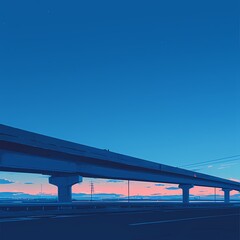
top-left (0, 124), bottom-right (239, 203)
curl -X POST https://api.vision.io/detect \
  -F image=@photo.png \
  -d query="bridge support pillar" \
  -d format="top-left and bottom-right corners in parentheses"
top-left (179, 184), bottom-right (193, 204)
top-left (49, 175), bottom-right (82, 203)
top-left (222, 188), bottom-right (231, 203)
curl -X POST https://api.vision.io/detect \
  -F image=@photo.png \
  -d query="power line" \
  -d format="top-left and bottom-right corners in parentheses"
top-left (187, 158), bottom-right (240, 170)
top-left (179, 154), bottom-right (240, 168)
top-left (180, 154), bottom-right (240, 167)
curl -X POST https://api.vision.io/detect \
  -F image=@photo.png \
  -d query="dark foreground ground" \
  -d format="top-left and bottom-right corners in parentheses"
top-left (0, 205), bottom-right (239, 240)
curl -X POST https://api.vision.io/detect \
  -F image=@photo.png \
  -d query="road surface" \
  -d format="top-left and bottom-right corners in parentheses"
top-left (0, 206), bottom-right (239, 240)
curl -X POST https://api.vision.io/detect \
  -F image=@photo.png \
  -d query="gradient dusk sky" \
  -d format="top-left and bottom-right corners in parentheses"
top-left (0, 0), bottom-right (239, 199)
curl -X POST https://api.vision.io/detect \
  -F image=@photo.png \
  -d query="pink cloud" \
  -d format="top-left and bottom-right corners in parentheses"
top-left (1, 179), bottom-right (239, 197)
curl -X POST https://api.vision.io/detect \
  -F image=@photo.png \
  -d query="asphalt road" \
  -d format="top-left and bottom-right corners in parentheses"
top-left (0, 207), bottom-right (239, 240)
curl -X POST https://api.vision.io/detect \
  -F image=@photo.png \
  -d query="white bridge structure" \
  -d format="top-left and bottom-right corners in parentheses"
top-left (0, 124), bottom-right (239, 203)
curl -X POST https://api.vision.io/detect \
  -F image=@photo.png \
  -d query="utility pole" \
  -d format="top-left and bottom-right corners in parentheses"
top-left (214, 187), bottom-right (216, 202)
top-left (90, 181), bottom-right (94, 201)
top-left (128, 180), bottom-right (130, 202)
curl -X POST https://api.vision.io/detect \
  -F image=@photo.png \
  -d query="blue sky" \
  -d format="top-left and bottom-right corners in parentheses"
top-left (0, 0), bottom-right (239, 196)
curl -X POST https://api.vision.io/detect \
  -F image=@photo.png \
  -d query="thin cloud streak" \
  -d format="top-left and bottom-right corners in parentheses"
top-left (0, 179), bottom-right (14, 184)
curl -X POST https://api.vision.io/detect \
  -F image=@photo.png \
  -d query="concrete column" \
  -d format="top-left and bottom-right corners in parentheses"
top-left (179, 184), bottom-right (193, 204)
top-left (49, 175), bottom-right (82, 202)
top-left (222, 188), bottom-right (231, 203)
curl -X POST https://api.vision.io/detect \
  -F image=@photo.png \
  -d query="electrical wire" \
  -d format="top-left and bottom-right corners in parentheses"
top-left (179, 154), bottom-right (240, 168)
